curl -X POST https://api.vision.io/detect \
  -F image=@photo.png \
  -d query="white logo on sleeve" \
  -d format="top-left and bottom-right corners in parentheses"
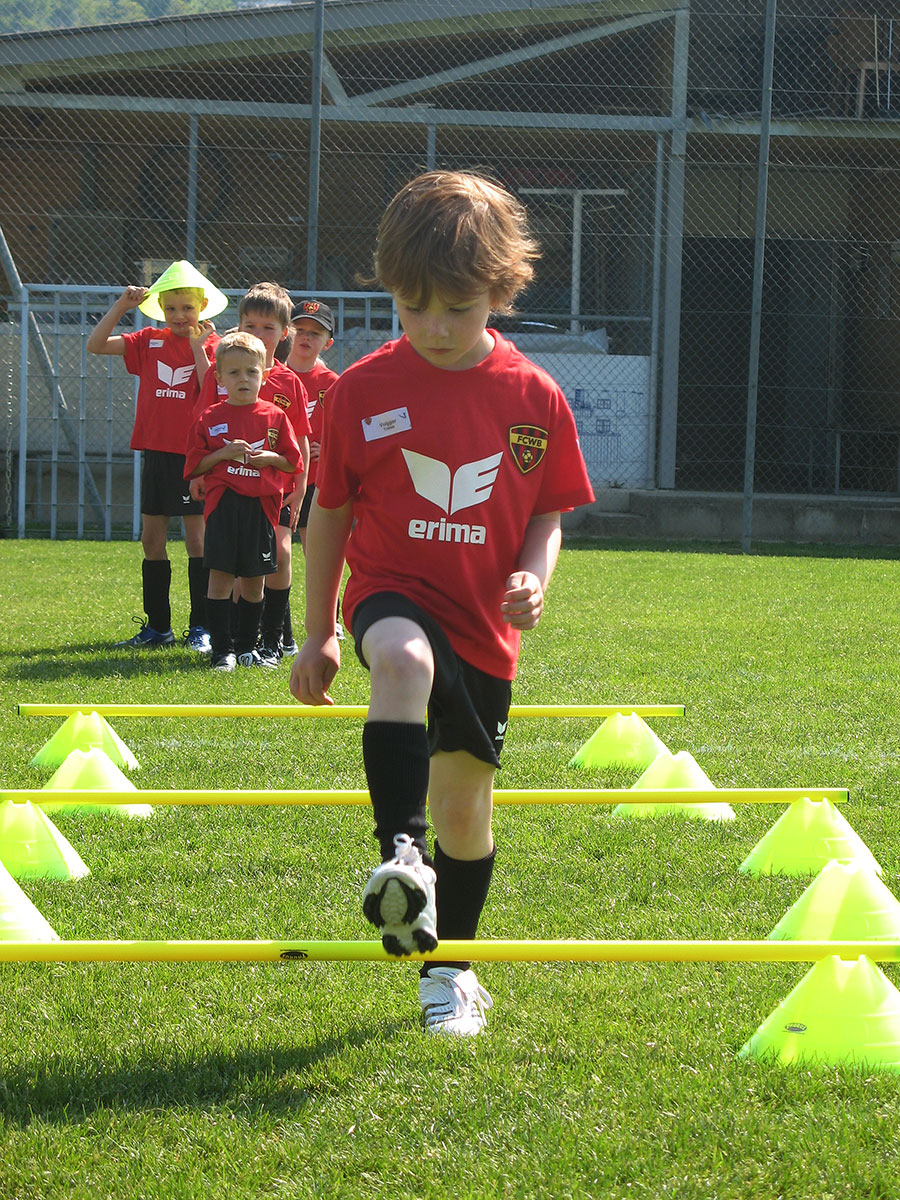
top-left (402, 448), bottom-right (502, 543)
top-left (155, 361), bottom-right (195, 399)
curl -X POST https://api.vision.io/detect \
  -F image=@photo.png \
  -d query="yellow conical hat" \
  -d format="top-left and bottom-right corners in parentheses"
top-left (139, 260), bottom-right (228, 321)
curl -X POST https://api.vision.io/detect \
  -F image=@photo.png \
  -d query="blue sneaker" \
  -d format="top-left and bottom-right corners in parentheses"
top-left (115, 619), bottom-right (176, 648)
top-left (184, 626), bottom-right (212, 653)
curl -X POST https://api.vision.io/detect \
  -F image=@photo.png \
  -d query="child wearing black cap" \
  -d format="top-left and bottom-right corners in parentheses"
top-left (285, 300), bottom-right (341, 648)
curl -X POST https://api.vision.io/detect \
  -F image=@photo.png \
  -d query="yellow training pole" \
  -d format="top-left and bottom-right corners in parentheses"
top-left (0, 939), bottom-right (894, 964)
top-left (1, 787), bottom-right (849, 807)
top-left (16, 702), bottom-right (685, 719)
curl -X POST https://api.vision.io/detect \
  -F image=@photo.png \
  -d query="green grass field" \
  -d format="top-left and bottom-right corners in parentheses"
top-left (2, 536), bottom-right (900, 1199)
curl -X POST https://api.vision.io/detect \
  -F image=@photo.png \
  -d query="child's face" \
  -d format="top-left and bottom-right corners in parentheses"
top-left (160, 289), bottom-right (207, 337)
top-left (240, 307), bottom-right (288, 364)
top-left (394, 289), bottom-right (493, 371)
top-left (215, 349), bottom-right (265, 405)
top-left (291, 318), bottom-right (333, 366)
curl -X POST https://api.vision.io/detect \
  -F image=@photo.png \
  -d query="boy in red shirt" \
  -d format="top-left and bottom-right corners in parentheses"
top-left (87, 260), bottom-right (226, 651)
top-left (191, 282), bottom-right (311, 665)
top-left (284, 299), bottom-right (341, 650)
top-left (185, 332), bottom-right (303, 671)
top-left (290, 172), bottom-right (594, 1036)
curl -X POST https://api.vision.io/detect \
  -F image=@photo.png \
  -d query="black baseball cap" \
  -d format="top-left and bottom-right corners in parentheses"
top-left (291, 300), bottom-right (334, 333)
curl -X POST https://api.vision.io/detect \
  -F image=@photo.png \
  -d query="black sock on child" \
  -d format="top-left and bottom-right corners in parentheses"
top-left (142, 559), bottom-right (172, 633)
top-left (206, 598), bottom-right (233, 657)
top-left (422, 841), bottom-right (496, 974)
top-left (362, 721), bottom-right (431, 861)
top-left (260, 586), bottom-right (290, 652)
top-left (235, 596), bottom-right (265, 656)
top-left (187, 557), bottom-right (209, 630)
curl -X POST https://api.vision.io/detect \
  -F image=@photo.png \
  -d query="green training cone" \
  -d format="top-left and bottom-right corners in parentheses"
top-left (768, 860), bottom-right (900, 942)
top-left (40, 748), bottom-right (153, 819)
top-left (0, 858), bottom-right (58, 942)
top-left (739, 797), bottom-right (881, 878)
top-left (739, 954), bottom-right (900, 1071)
top-left (31, 710), bottom-right (139, 770)
top-left (139, 260), bottom-right (228, 322)
top-left (569, 712), bottom-right (668, 771)
top-left (613, 749), bottom-right (736, 821)
top-left (0, 799), bottom-right (90, 881)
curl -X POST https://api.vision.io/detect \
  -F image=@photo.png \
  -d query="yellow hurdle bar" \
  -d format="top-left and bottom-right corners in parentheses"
top-left (0, 787), bottom-right (849, 806)
top-left (0, 939), bottom-right (893, 964)
top-left (16, 702), bottom-right (685, 719)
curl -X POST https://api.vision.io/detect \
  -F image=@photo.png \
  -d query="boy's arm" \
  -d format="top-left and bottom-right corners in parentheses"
top-left (500, 511), bottom-right (562, 630)
top-left (284, 436), bottom-right (310, 531)
top-left (191, 440), bottom-right (251, 477)
top-left (86, 286), bottom-right (146, 357)
top-left (189, 321), bottom-right (217, 382)
top-left (289, 498), bottom-right (353, 705)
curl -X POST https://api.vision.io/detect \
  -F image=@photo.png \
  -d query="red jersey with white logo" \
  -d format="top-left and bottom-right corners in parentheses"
top-left (317, 331), bottom-right (594, 679)
top-left (287, 360), bottom-right (339, 485)
top-left (191, 360), bottom-right (312, 447)
top-left (184, 400), bottom-right (302, 528)
top-left (122, 326), bottom-right (218, 453)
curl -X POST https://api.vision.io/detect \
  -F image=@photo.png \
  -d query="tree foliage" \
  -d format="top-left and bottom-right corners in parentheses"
top-left (0, 0), bottom-right (244, 35)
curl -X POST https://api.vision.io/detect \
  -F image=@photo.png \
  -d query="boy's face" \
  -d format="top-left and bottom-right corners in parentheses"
top-left (160, 289), bottom-right (207, 337)
top-left (394, 289), bottom-right (493, 371)
top-left (291, 318), bottom-right (333, 365)
top-left (240, 307), bottom-right (288, 364)
top-left (215, 349), bottom-right (266, 405)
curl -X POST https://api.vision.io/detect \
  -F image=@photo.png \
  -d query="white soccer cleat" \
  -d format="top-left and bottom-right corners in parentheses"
top-left (362, 833), bottom-right (437, 956)
top-left (418, 967), bottom-right (493, 1036)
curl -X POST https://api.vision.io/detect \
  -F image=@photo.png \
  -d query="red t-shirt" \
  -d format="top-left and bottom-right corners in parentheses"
top-left (184, 400), bottom-right (302, 528)
top-left (122, 326), bottom-right (218, 453)
top-left (191, 360), bottom-right (312, 448)
top-left (317, 331), bottom-right (594, 679)
top-left (287, 360), bottom-right (340, 486)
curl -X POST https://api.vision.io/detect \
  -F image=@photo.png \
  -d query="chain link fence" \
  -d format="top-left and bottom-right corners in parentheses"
top-left (2, 0), bottom-right (900, 537)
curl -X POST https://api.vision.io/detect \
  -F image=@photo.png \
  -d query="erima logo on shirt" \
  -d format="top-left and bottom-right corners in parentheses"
top-left (156, 361), bottom-right (195, 399)
top-left (403, 448), bottom-right (502, 544)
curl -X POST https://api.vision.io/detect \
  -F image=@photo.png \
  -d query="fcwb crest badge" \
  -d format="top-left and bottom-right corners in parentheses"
top-left (267, 427), bottom-right (279, 449)
top-left (508, 425), bottom-right (548, 474)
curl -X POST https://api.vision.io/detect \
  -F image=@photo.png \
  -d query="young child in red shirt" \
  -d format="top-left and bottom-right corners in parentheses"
top-left (87, 260), bottom-right (226, 651)
top-left (290, 171), bottom-right (594, 1036)
top-left (185, 332), bottom-right (303, 671)
top-left (190, 282), bottom-right (311, 665)
top-left (284, 299), bottom-right (341, 649)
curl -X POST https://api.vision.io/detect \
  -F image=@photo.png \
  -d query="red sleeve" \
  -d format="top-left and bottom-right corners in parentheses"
top-left (183, 411), bottom-right (211, 479)
top-left (121, 327), bottom-right (149, 378)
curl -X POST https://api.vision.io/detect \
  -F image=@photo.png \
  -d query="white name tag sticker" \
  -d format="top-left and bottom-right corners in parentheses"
top-left (149, 339), bottom-right (164, 347)
top-left (209, 422), bottom-right (229, 437)
top-left (362, 407), bottom-right (412, 442)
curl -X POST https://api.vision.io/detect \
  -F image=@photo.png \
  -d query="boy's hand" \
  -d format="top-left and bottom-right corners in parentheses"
top-left (117, 285), bottom-right (148, 311)
top-left (222, 439), bottom-right (252, 462)
top-left (500, 570), bottom-right (545, 630)
top-left (289, 635), bottom-right (340, 705)
top-left (189, 476), bottom-right (206, 502)
top-left (309, 440), bottom-right (321, 463)
top-left (189, 319), bottom-right (216, 348)
top-left (285, 488), bottom-right (304, 530)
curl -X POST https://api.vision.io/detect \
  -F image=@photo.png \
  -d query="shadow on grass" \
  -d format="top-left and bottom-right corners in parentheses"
top-left (0, 1022), bottom-right (407, 1125)
top-left (1, 647), bottom-right (205, 682)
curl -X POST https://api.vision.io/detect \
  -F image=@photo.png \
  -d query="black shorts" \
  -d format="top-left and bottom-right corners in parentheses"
top-left (141, 450), bottom-right (204, 517)
top-left (278, 503), bottom-right (292, 529)
top-left (297, 483), bottom-right (316, 529)
top-left (352, 591), bottom-right (511, 768)
top-left (203, 491), bottom-right (277, 578)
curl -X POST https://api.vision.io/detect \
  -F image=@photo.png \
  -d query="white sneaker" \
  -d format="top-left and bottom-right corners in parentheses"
top-left (419, 967), bottom-right (493, 1036)
top-left (362, 833), bottom-right (437, 956)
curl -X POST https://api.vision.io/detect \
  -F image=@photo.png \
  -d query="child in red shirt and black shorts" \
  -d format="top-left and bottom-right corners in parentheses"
top-left (185, 332), bottom-right (303, 671)
top-left (87, 260), bottom-right (225, 651)
top-left (290, 171), bottom-right (594, 1037)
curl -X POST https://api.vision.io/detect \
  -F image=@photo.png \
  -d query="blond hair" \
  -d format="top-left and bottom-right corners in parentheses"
top-left (372, 171), bottom-right (539, 313)
top-left (215, 330), bottom-right (267, 371)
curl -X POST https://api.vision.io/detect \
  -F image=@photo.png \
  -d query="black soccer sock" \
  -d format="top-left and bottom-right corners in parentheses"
top-left (362, 721), bottom-right (431, 861)
top-left (422, 841), bottom-right (496, 975)
top-left (206, 598), bottom-right (233, 657)
top-left (235, 596), bottom-right (265, 656)
top-left (282, 598), bottom-right (293, 645)
top-left (142, 558), bottom-right (172, 633)
top-left (260, 585), bottom-right (290, 651)
top-left (187, 556), bottom-right (209, 630)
